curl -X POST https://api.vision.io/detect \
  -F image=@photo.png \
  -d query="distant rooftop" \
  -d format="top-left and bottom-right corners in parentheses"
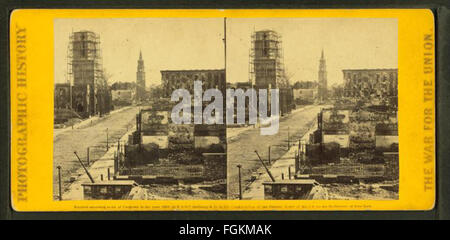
top-left (256, 29), bottom-right (277, 33)
top-left (74, 30), bottom-right (95, 34)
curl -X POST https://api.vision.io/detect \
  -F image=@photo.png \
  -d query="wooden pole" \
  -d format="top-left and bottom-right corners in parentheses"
top-left (255, 150), bottom-right (276, 182)
top-left (136, 114), bottom-right (139, 131)
top-left (224, 17), bottom-right (227, 71)
top-left (237, 164), bottom-right (242, 200)
top-left (268, 146), bottom-right (271, 165)
top-left (86, 147), bottom-right (90, 166)
top-left (287, 127), bottom-right (290, 149)
top-left (106, 128), bottom-right (109, 151)
top-left (114, 151), bottom-right (117, 175)
top-left (74, 151), bottom-right (95, 183)
top-left (57, 166), bottom-right (62, 201)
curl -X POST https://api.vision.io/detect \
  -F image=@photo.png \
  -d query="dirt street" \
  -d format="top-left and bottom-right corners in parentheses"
top-left (53, 107), bottom-right (139, 199)
top-left (227, 105), bottom-right (323, 199)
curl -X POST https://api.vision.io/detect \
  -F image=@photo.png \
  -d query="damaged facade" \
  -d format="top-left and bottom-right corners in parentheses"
top-left (161, 69), bottom-right (227, 157)
top-left (111, 82), bottom-right (135, 106)
top-left (54, 31), bottom-right (112, 123)
top-left (249, 30), bottom-right (294, 115)
top-left (293, 87), bottom-right (318, 105)
top-left (343, 69), bottom-right (398, 107)
top-left (116, 69), bottom-right (227, 196)
top-left (111, 89), bottom-right (133, 106)
top-left (226, 81), bottom-right (253, 124)
top-left (302, 68), bottom-right (399, 183)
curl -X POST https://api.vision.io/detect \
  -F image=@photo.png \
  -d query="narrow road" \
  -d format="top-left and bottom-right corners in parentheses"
top-left (243, 126), bottom-right (315, 199)
top-left (53, 107), bottom-right (139, 199)
top-left (227, 105), bottom-right (323, 199)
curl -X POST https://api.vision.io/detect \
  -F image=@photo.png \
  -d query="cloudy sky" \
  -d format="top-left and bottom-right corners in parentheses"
top-left (55, 17), bottom-right (397, 87)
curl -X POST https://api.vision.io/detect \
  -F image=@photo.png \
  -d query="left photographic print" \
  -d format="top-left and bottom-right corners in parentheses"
top-left (53, 18), bottom-right (227, 200)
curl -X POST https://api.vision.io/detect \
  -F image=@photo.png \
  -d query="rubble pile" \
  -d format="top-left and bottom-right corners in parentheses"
top-left (303, 99), bottom-right (398, 182)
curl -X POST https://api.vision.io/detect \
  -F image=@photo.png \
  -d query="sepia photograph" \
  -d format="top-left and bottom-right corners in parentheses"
top-left (225, 18), bottom-right (399, 200)
top-left (52, 17), bottom-right (398, 201)
top-left (53, 18), bottom-right (227, 200)
top-left (7, 2), bottom-right (440, 216)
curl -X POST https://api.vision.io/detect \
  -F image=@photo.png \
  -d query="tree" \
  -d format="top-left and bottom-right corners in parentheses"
top-left (149, 84), bottom-right (164, 100)
top-left (331, 84), bottom-right (344, 99)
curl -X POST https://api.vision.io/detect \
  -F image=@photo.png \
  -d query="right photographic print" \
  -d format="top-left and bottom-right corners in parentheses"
top-left (226, 18), bottom-right (399, 200)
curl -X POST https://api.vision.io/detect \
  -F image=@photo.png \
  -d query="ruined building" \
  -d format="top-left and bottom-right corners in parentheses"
top-left (54, 83), bottom-right (78, 124)
top-left (136, 51), bottom-right (146, 102)
top-left (343, 69), bottom-right (398, 106)
top-left (308, 107), bottom-right (398, 171)
top-left (249, 30), bottom-right (294, 115)
top-left (54, 83), bottom-right (71, 110)
top-left (111, 82), bottom-right (135, 106)
top-left (292, 81), bottom-right (318, 105)
top-left (162, 69), bottom-right (226, 156)
top-left (301, 68), bottom-right (399, 181)
top-left (117, 69), bottom-right (227, 186)
top-left (250, 30), bottom-right (288, 89)
top-left (318, 50), bottom-right (328, 102)
top-left (162, 69), bottom-right (226, 97)
top-left (227, 81), bottom-right (254, 124)
top-left (63, 31), bottom-right (112, 119)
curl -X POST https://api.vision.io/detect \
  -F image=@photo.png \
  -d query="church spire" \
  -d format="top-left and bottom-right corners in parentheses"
top-left (137, 50), bottom-right (144, 71)
top-left (136, 50), bottom-right (146, 101)
top-left (318, 49), bottom-right (327, 101)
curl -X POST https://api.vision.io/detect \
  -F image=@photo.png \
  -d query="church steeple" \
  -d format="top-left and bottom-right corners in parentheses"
top-left (318, 49), bottom-right (328, 101)
top-left (137, 50), bottom-right (144, 71)
top-left (136, 50), bottom-right (146, 101)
